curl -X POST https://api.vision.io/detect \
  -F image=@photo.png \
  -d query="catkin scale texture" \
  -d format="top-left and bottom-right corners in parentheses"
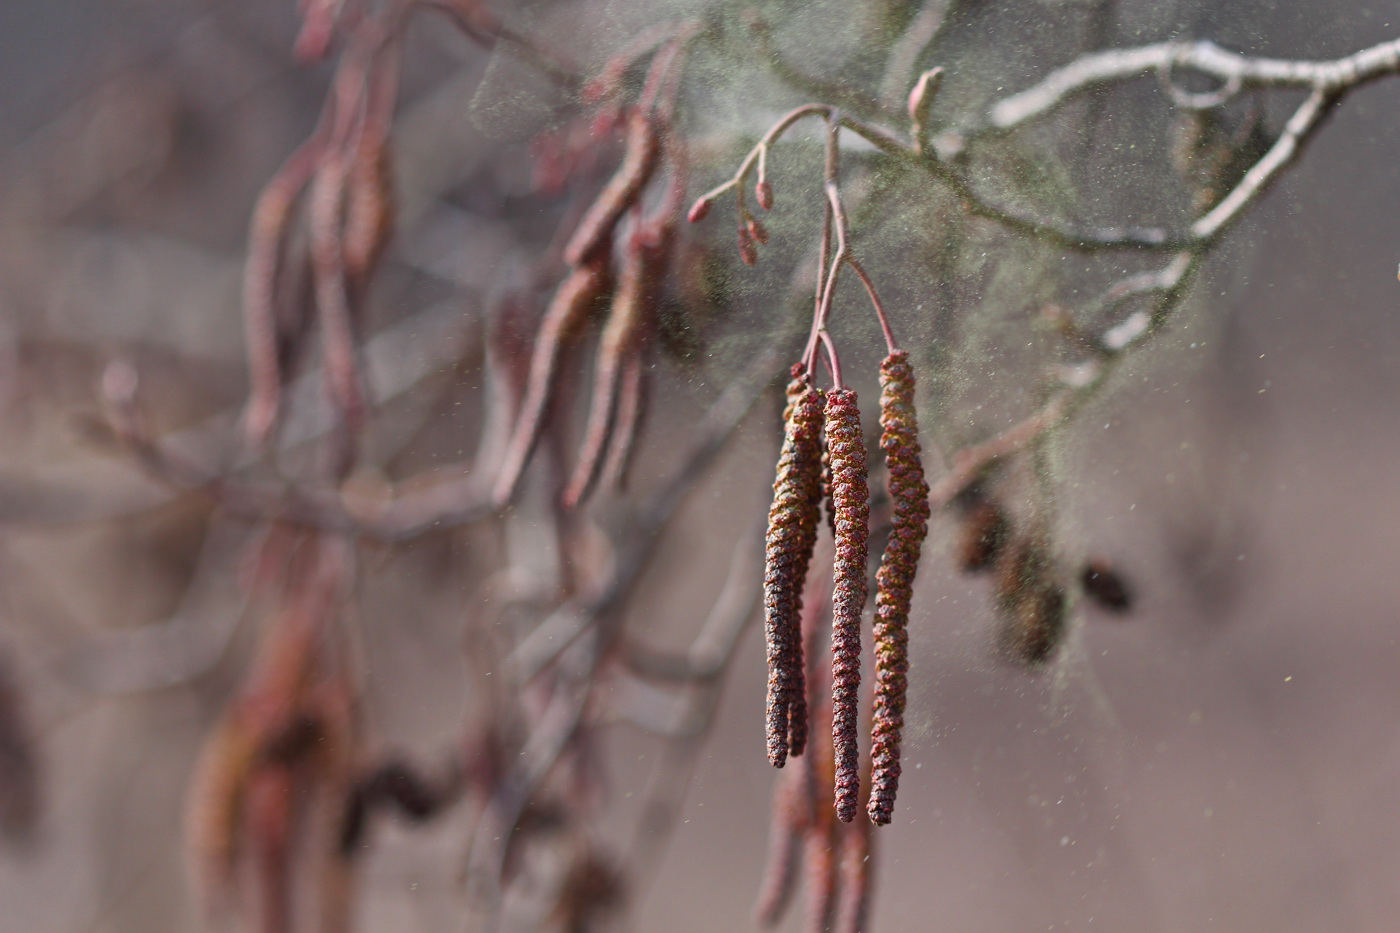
top-left (824, 389), bottom-right (868, 822)
top-left (785, 379), bottom-right (826, 760)
top-left (867, 351), bottom-right (931, 825)
top-left (763, 373), bottom-right (824, 767)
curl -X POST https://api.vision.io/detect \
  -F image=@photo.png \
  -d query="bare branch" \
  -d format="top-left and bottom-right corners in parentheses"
top-left (983, 36), bottom-right (1400, 134)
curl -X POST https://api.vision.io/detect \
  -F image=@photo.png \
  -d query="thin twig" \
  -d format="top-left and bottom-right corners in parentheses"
top-left (823, 183), bottom-right (898, 354)
top-left (982, 37), bottom-right (1400, 134)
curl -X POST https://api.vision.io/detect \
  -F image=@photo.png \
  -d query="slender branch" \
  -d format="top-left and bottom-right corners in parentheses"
top-left (691, 105), bottom-right (832, 209)
top-left (982, 36), bottom-right (1400, 134)
top-left (927, 247), bottom-right (1200, 507)
top-left (697, 103), bottom-right (1186, 251)
top-left (417, 0), bottom-right (578, 90)
top-left (740, 11), bottom-right (891, 123)
top-left (824, 183), bottom-right (898, 354)
top-left (803, 118), bottom-right (843, 376)
top-left (1189, 87), bottom-right (1335, 242)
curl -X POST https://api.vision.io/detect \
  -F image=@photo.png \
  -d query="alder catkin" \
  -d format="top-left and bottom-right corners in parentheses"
top-left (754, 767), bottom-right (807, 928)
top-left (835, 817), bottom-right (875, 933)
top-left (493, 259), bottom-right (612, 508)
top-left (867, 351), bottom-right (930, 825)
top-left (763, 371), bottom-right (824, 767)
top-left (824, 388), bottom-right (868, 822)
top-left (563, 109), bottom-right (660, 268)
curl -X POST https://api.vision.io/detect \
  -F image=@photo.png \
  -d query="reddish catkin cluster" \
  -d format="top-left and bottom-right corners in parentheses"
top-left (763, 368), bottom-right (825, 767)
top-left (867, 351), bottom-right (931, 825)
top-left (823, 389), bottom-right (869, 824)
top-left (494, 40), bottom-right (688, 510)
top-left (759, 352), bottom-right (934, 828)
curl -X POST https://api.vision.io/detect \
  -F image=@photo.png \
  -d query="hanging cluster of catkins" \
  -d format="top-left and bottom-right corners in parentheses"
top-left (494, 39), bottom-right (691, 510)
top-left (762, 352), bottom-right (930, 826)
top-left (685, 102), bottom-right (934, 828)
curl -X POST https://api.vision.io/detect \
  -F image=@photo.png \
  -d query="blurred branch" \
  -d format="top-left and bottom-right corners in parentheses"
top-left (980, 36), bottom-right (1400, 134)
top-left (507, 338), bottom-right (784, 683)
top-left (739, 12), bottom-right (889, 123)
top-left (417, 0), bottom-right (579, 90)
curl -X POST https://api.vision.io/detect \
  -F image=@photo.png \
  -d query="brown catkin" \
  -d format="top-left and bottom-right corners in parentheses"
top-left (562, 237), bottom-right (657, 509)
top-left (763, 371), bottom-right (824, 767)
top-left (785, 379), bottom-right (826, 760)
top-left (824, 388), bottom-right (868, 822)
top-left (493, 258), bottom-right (612, 508)
top-left (956, 497), bottom-right (1010, 574)
top-left (563, 109), bottom-right (660, 268)
top-left (835, 817), bottom-right (875, 933)
top-left (754, 766), bottom-right (807, 927)
top-left (867, 351), bottom-right (930, 825)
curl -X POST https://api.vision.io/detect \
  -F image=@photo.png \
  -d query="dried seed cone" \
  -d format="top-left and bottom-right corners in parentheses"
top-left (868, 351), bottom-right (931, 825)
top-left (824, 388), bottom-right (868, 822)
top-left (995, 536), bottom-right (1068, 666)
top-left (957, 497), bottom-right (1010, 573)
top-left (763, 372), bottom-right (824, 767)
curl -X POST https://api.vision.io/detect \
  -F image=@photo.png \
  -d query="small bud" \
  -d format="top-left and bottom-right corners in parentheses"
top-left (755, 180), bottom-right (774, 210)
top-left (738, 227), bottom-right (758, 265)
top-left (747, 217), bottom-right (770, 245)
top-left (687, 197), bottom-right (712, 224)
top-left (907, 67), bottom-right (944, 127)
top-left (1081, 558), bottom-right (1132, 613)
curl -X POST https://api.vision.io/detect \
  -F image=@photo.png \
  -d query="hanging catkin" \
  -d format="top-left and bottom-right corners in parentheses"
top-left (763, 369), bottom-right (824, 767)
top-left (824, 388), bottom-right (868, 822)
top-left (867, 351), bottom-right (930, 825)
top-left (785, 379), bottom-right (826, 760)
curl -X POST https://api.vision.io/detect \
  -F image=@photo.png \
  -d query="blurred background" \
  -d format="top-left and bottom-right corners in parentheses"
top-left (0, 1), bottom-right (1398, 931)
